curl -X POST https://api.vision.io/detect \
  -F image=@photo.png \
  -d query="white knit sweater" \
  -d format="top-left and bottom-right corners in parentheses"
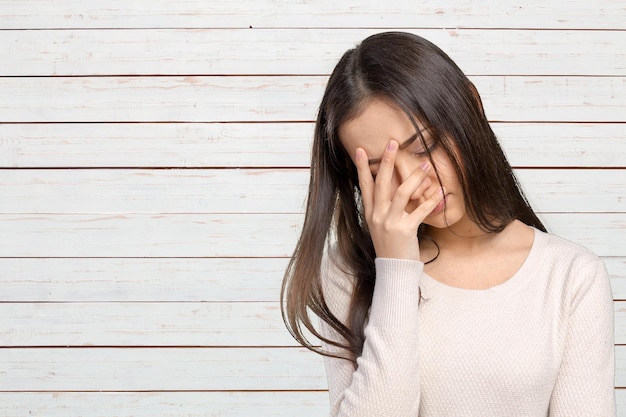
top-left (320, 228), bottom-right (615, 416)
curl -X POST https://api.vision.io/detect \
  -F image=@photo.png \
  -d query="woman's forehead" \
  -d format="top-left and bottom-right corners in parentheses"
top-left (337, 99), bottom-right (429, 157)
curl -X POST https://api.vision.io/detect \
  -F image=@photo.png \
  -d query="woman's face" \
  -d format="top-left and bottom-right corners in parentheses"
top-left (338, 98), bottom-right (470, 230)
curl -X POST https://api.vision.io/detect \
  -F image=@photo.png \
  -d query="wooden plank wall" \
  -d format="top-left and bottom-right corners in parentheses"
top-left (0, 1), bottom-right (624, 415)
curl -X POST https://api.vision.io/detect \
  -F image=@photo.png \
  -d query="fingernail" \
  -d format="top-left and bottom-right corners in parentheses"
top-left (355, 148), bottom-right (363, 161)
top-left (387, 141), bottom-right (397, 152)
top-left (420, 161), bottom-right (430, 171)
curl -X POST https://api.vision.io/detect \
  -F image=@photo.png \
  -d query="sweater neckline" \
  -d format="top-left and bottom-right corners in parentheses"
top-left (419, 227), bottom-right (546, 303)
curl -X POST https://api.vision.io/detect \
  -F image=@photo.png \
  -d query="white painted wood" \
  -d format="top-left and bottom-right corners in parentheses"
top-left (1, 257), bottom-right (623, 302)
top-left (4, 346), bottom-right (626, 390)
top-left (0, 347), bottom-right (327, 391)
top-left (0, 213), bottom-right (304, 257)
top-left (0, 123), bottom-right (314, 168)
top-left (541, 214), bottom-right (626, 257)
top-left (609, 258), bottom-right (626, 300)
top-left (1, 0), bottom-right (624, 29)
top-left (7, 300), bottom-right (626, 347)
top-left (475, 77), bottom-right (626, 123)
top-left (614, 303), bottom-right (626, 345)
top-left (616, 347), bottom-right (626, 387)
top-left (0, 169), bottom-right (310, 214)
top-left (0, 122), bottom-right (314, 168)
top-left (0, 213), bottom-right (622, 257)
top-left (513, 169), bottom-right (626, 213)
top-left (0, 76), bottom-right (624, 123)
top-left (492, 123), bottom-right (626, 168)
top-left (0, 258), bottom-right (289, 302)
top-left (615, 390), bottom-right (626, 417)
top-left (4, 390), bottom-right (626, 416)
top-left (0, 76), bottom-right (325, 123)
top-left (0, 302), bottom-right (299, 347)
top-left (1, 168), bottom-right (624, 214)
top-left (3, 28), bottom-right (624, 76)
top-left (0, 392), bottom-right (330, 417)
top-left (1, 123), bottom-right (623, 168)
top-left (1, 0), bottom-right (623, 413)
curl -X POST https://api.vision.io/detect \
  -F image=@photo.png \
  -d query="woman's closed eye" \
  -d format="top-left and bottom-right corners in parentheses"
top-left (408, 140), bottom-right (437, 157)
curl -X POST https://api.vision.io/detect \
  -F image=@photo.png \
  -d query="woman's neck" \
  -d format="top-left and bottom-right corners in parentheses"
top-left (423, 217), bottom-right (496, 255)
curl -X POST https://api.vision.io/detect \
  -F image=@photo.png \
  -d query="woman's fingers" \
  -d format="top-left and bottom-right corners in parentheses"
top-left (408, 185), bottom-right (445, 223)
top-left (353, 139), bottom-right (443, 261)
top-left (374, 140), bottom-right (398, 202)
top-left (355, 147), bottom-right (374, 215)
top-left (388, 161), bottom-right (432, 216)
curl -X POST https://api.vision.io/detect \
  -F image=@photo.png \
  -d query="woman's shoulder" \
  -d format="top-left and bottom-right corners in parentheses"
top-left (531, 228), bottom-right (609, 290)
top-left (320, 244), bottom-right (358, 324)
top-left (321, 244), bottom-right (357, 299)
top-left (534, 228), bottom-right (603, 265)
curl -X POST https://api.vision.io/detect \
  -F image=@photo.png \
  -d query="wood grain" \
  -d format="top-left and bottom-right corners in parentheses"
top-left (0, 302), bottom-right (298, 347)
top-left (1, 0), bottom-right (624, 29)
top-left (1, 76), bottom-right (624, 123)
top-left (1, 257), bottom-right (623, 301)
top-left (1, 168), bottom-right (624, 214)
top-left (3, 28), bottom-right (624, 76)
top-left (1, 122), bottom-right (624, 168)
top-left (0, 347), bottom-right (327, 391)
top-left (0, 257), bottom-right (289, 302)
top-left (2, 346), bottom-right (626, 390)
top-left (4, 301), bottom-right (626, 347)
top-left (0, 213), bottom-right (623, 257)
top-left (2, 0), bottom-right (624, 414)
top-left (0, 392), bottom-right (330, 417)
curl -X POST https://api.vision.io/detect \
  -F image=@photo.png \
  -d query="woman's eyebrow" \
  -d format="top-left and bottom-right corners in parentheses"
top-left (367, 129), bottom-right (428, 166)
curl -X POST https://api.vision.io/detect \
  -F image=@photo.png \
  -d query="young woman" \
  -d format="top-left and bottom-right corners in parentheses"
top-left (281, 32), bottom-right (615, 416)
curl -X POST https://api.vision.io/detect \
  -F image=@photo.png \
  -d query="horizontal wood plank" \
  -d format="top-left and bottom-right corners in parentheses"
top-left (541, 214), bottom-right (626, 257)
top-left (0, 392), bottom-right (330, 417)
top-left (0, 213), bottom-right (622, 257)
top-left (513, 169), bottom-right (626, 213)
top-left (609, 258), bottom-right (626, 300)
top-left (0, 302), bottom-right (298, 347)
top-left (1, 0), bottom-right (624, 29)
top-left (0, 168), bottom-right (310, 214)
top-left (1, 123), bottom-right (623, 168)
top-left (2, 346), bottom-right (626, 390)
top-left (614, 302), bottom-right (626, 345)
top-left (3, 28), bottom-right (624, 76)
top-left (0, 213), bottom-right (304, 257)
top-left (0, 76), bottom-right (624, 123)
top-left (5, 300), bottom-right (626, 347)
top-left (0, 347), bottom-right (326, 391)
top-left (1, 257), bottom-right (623, 302)
top-left (1, 168), bottom-right (624, 214)
top-left (3, 0), bottom-right (624, 413)
top-left (2, 390), bottom-right (626, 417)
top-left (0, 258), bottom-right (289, 302)
top-left (0, 122), bottom-right (314, 168)
top-left (494, 123), bottom-right (626, 168)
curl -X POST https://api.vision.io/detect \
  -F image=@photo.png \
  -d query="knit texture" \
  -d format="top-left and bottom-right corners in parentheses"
top-left (320, 228), bottom-right (616, 416)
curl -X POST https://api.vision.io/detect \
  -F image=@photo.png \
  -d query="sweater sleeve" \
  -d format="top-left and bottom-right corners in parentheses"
top-left (549, 256), bottom-right (616, 416)
top-left (319, 254), bottom-right (423, 417)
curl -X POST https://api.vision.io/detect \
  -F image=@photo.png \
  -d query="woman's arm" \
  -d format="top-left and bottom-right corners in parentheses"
top-left (320, 254), bottom-right (423, 417)
top-left (549, 257), bottom-right (616, 416)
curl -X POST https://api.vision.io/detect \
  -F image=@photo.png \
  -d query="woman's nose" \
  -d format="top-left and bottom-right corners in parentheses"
top-left (391, 155), bottom-right (431, 199)
top-left (394, 155), bottom-right (423, 184)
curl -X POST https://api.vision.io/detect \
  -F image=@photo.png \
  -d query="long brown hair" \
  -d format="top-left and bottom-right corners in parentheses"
top-left (281, 31), bottom-right (546, 364)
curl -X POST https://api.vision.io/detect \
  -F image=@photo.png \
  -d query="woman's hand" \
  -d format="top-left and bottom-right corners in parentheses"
top-left (355, 140), bottom-right (444, 261)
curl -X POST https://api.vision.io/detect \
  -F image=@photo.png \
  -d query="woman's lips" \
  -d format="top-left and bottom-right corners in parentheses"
top-left (429, 194), bottom-right (447, 215)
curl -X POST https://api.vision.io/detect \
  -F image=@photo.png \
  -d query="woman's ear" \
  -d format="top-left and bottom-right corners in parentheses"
top-left (467, 81), bottom-right (485, 115)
